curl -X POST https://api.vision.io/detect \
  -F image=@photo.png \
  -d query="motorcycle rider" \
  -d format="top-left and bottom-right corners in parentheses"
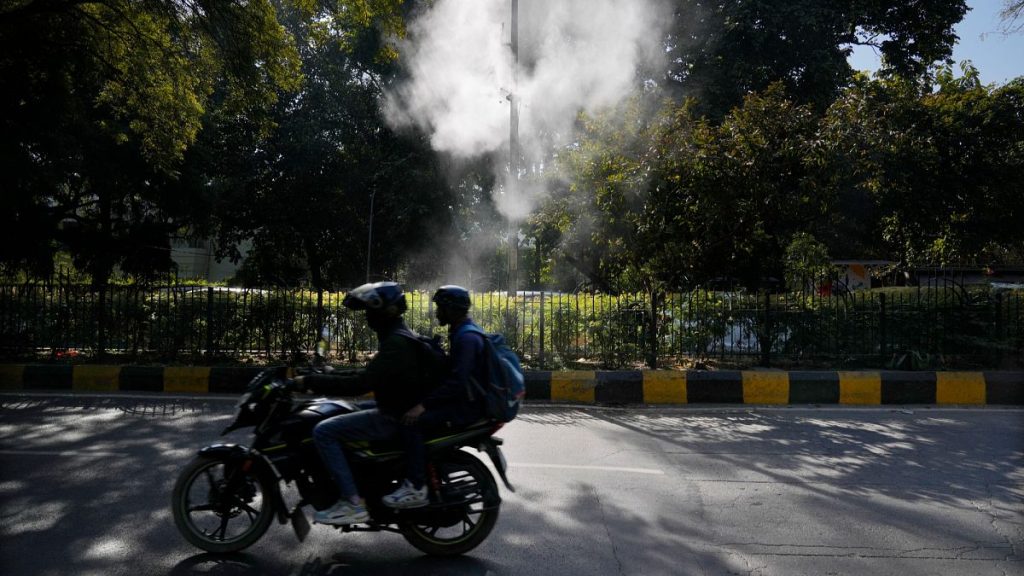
top-left (293, 281), bottom-right (430, 525)
top-left (382, 285), bottom-right (488, 509)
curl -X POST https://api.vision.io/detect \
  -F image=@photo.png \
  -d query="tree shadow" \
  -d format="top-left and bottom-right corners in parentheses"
top-left (1, 396), bottom-right (1019, 575)
top-left (585, 407), bottom-right (1024, 564)
top-left (1, 395), bottom-right (745, 575)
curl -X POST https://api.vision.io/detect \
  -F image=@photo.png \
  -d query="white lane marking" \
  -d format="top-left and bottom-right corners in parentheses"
top-left (513, 463), bottom-right (664, 475)
top-left (0, 449), bottom-right (130, 458)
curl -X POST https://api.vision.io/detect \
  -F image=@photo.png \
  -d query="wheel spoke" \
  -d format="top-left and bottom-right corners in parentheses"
top-left (215, 515), bottom-right (230, 540)
top-left (203, 468), bottom-right (218, 491)
top-left (176, 459), bottom-right (279, 550)
top-left (243, 506), bottom-right (256, 524)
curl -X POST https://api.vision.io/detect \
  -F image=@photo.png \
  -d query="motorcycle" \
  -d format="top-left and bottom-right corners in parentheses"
top-left (170, 362), bottom-right (514, 557)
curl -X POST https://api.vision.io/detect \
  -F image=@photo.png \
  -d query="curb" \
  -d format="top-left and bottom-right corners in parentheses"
top-left (1, 365), bottom-right (1022, 405)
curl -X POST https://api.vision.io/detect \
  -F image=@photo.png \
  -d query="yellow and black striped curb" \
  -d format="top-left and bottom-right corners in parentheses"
top-left (532, 370), bottom-right (1023, 405)
top-left (1, 365), bottom-right (1022, 405)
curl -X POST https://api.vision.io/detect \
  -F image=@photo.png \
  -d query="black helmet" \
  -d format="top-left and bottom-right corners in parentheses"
top-left (343, 281), bottom-right (407, 316)
top-left (432, 285), bottom-right (471, 312)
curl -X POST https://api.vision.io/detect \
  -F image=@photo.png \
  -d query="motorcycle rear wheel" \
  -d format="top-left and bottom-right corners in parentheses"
top-left (400, 451), bottom-right (500, 556)
top-left (172, 455), bottom-right (275, 553)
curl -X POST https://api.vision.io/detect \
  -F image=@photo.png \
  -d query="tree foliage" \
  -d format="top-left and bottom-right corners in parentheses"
top-left (821, 66), bottom-right (1024, 266)
top-left (2, 0), bottom-right (1021, 297)
top-left (196, 0), bottom-right (451, 289)
top-left (0, 0), bottom-right (303, 282)
top-left (546, 86), bottom-right (829, 292)
top-left (1002, 0), bottom-right (1024, 33)
top-left (665, 0), bottom-right (968, 118)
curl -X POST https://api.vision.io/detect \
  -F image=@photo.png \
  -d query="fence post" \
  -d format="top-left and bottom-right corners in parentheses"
top-left (995, 292), bottom-right (1004, 367)
top-left (205, 286), bottom-right (214, 358)
top-left (760, 290), bottom-right (771, 367)
top-left (97, 282), bottom-right (107, 360)
top-left (879, 292), bottom-right (887, 365)
top-left (316, 288), bottom-right (324, 354)
top-left (538, 291), bottom-right (545, 370)
top-left (647, 290), bottom-right (659, 369)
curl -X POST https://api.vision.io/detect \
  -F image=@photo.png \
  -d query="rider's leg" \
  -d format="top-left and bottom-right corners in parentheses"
top-left (313, 409), bottom-right (398, 523)
top-left (383, 405), bottom-right (479, 509)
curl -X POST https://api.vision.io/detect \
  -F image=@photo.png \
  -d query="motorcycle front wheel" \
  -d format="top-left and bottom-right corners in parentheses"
top-left (172, 455), bottom-right (276, 553)
top-left (400, 450), bottom-right (500, 556)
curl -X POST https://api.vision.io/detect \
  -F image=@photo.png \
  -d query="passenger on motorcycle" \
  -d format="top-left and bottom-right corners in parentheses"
top-left (383, 285), bottom-right (487, 509)
top-left (293, 281), bottom-right (431, 526)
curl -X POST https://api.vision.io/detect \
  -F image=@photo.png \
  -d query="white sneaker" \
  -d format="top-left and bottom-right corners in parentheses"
top-left (381, 479), bottom-right (429, 509)
top-left (313, 499), bottom-right (369, 525)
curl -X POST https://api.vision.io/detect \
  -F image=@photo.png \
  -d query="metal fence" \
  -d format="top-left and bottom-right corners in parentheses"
top-left (1, 278), bottom-right (1021, 369)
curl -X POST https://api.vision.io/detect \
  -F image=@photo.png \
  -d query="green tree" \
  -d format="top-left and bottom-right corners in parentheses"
top-left (541, 96), bottom-right (658, 292)
top-left (644, 86), bottom-right (829, 290)
top-left (820, 67), bottom-right (1024, 267)
top-left (546, 86), bottom-right (829, 293)
top-left (0, 0), bottom-right (303, 281)
top-left (783, 232), bottom-right (835, 291)
top-left (665, 0), bottom-right (968, 118)
top-left (201, 0), bottom-right (451, 289)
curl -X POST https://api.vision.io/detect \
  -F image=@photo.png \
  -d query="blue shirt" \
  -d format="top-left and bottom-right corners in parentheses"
top-left (423, 318), bottom-right (486, 410)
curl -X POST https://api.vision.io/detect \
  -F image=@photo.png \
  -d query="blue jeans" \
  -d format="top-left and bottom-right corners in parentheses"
top-left (313, 409), bottom-right (399, 500)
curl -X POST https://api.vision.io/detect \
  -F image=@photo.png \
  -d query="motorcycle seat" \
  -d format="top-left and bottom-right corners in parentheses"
top-left (346, 419), bottom-right (496, 459)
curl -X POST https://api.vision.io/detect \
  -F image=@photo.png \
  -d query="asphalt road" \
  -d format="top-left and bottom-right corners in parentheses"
top-left (1, 393), bottom-right (1022, 576)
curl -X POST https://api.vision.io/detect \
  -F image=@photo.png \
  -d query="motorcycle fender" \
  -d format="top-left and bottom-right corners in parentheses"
top-left (480, 438), bottom-right (515, 493)
top-left (197, 444), bottom-right (289, 525)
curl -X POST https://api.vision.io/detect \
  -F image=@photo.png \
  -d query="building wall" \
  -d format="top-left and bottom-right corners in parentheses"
top-left (170, 238), bottom-right (250, 282)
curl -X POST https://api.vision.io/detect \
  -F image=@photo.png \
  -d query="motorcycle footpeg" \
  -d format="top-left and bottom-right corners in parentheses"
top-left (290, 506), bottom-right (311, 542)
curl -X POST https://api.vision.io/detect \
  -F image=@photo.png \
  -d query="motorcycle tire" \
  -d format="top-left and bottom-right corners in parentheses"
top-left (400, 450), bottom-right (500, 556)
top-left (172, 455), bottom-right (276, 553)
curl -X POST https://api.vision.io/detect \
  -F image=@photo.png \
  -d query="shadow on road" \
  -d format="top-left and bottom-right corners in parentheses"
top-left (0, 395), bottom-right (748, 575)
top-left (3, 396), bottom-right (1020, 575)
top-left (167, 551), bottom-right (497, 576)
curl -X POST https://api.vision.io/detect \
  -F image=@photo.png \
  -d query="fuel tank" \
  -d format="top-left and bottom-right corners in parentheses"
top-left (280, 399), bottom-right (356, 443)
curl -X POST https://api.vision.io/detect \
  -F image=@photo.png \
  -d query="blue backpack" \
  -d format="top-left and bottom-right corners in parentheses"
top-left (455, 324), bottom-right (526, 422)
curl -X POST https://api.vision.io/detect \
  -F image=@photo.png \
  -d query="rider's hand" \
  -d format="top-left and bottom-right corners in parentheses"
top-left (402, 404), bottom-right (425, 426)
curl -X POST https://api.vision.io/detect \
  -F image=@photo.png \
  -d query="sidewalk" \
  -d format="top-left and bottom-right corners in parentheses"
top-left (1, 364), bottom-right (1022, 405)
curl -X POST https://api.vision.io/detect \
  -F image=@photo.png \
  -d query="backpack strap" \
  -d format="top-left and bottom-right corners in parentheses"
top-left (452, 322), bottom-right (486, 340)
top-left (394, 326), bottom-right (419, 340)
top-left (450, 322), bottom-right (490, 403)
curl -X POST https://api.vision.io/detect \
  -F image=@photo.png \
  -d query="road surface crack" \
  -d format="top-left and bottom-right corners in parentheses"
top-left (592, 486), bottom-right (625, 576)
top-left (974, 484), bottom-right (1023, 561)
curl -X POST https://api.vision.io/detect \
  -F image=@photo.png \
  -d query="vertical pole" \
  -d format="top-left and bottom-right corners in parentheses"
top-left (538, 290), bottom-right (545, 369)
top-left (648, 290), bottom-right (659, 369)
top-left (761, 290), bottom-right (771, 367)
top-left (366, 191), bottom-right (375, 283)
top-left (317, 288), bottom-right (324, 337)
top-left (48, 275), bottom-right (56, 359)
top-left (879, 292), bottom-right (887, 365)
top-left (995, 292), bottom-right (1004, 367)
top-left (507, 0), bottom-right (519, 296)
top-left (1017, 292), bottom-right (1023, 363)
top-left (206, 286), bottom-right (214, 359)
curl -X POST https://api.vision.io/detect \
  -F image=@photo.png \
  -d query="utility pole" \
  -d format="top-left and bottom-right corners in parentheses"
top-left (366, 189), bottom-right (375, 283)
top-left (507, 0), bottom-right (519, 296)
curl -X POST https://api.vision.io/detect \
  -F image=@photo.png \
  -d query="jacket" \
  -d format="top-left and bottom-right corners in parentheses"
top-left (422, 318), bottom-right (487, 413)
top-left (302, 320), bottom-right (427, 418)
